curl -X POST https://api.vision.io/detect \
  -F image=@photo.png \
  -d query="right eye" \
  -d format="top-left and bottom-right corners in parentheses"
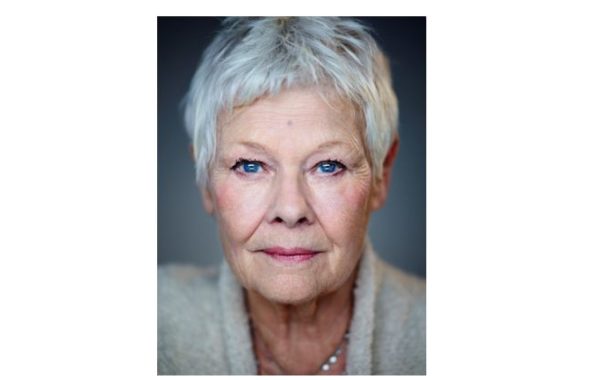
top-left (230, 159), bottom-right (264, 174)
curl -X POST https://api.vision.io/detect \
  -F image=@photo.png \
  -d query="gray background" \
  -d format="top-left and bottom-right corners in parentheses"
top-left (158, 17), bottom-right (426, 278)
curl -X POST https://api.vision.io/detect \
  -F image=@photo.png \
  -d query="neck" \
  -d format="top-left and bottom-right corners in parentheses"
top-left (246, 268), bottom-right (357, 374)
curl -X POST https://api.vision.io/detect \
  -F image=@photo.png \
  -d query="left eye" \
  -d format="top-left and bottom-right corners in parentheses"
top-left (231, 159), bottom-right (264, 174)
top-left (316, 160), bottom-right (346, 174)
top-left (241, 162), bottom-right (262, 173)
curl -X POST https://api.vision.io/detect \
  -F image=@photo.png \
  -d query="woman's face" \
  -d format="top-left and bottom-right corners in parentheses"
top-left (202, 88), bottom-right (381, 304)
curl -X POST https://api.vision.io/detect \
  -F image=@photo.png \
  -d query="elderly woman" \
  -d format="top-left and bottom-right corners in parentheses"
top-left (158, 17), bottom-right (425, 375)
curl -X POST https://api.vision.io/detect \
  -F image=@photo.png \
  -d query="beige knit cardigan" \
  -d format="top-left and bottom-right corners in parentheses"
top-left (158, 239), bottom-right (426, 375)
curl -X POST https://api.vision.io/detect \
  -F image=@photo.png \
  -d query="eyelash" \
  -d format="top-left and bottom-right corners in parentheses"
top-left (315, 160), bottom-right (347, 175)
top-left (230, 158), bottom-right (265, 174)
top-left (230, 158), bottom-right (347, 176)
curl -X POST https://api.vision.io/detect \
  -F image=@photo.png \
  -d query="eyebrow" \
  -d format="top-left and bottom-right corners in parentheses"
top-left (235, 140), bottom-right (357, 154)
top-left (316, 141), bottom-right (352, 150)
top-left (236, 141), bottom-right (271, 153)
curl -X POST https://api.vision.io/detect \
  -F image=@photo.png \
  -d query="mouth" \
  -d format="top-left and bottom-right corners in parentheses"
top-left (260, 247), bottom-right (322, 263)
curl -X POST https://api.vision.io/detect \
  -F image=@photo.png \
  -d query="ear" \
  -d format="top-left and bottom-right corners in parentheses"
top-left (189, 143), bottom-right (196, 162)
top-left (200, 186), bottom-right (215, 215)
top-left (190, 143), bottom-right (215, 215)
top-left (370, 137), bottom-right (399, 211)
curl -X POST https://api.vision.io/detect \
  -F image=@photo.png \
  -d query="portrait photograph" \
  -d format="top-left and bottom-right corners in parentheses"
top-left (157, 16), bottom-right (426, 375)
top-left (4, 2), bottom-right (615, 379)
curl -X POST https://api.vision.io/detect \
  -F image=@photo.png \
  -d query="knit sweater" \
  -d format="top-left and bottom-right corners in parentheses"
top-left (158, 240), bottom-right (426, 375)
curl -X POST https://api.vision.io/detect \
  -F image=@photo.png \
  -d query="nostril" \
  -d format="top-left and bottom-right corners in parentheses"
top-left (271, 216), bottom-right (310, 226)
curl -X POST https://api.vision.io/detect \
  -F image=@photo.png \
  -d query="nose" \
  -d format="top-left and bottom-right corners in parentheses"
top-left (267, 169), bottom-right (314, 228)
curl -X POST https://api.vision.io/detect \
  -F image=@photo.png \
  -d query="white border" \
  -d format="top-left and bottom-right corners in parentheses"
top-left (1, 0), bottom-right (614, 378)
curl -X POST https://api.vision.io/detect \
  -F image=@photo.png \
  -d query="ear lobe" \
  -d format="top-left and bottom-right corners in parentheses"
top-left (370, 137), bottom-right (399, 211)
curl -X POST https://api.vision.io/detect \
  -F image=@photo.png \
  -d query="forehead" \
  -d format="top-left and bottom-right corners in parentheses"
top-left (218, 88), bottom-right (363, 144)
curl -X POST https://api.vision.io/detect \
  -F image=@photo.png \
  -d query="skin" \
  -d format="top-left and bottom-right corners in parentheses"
top-left (196, 87), bottom-right (398, 374)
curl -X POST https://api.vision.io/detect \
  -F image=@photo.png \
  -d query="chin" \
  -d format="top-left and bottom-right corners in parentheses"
top-left (254, 274), bottom-right (323, 305)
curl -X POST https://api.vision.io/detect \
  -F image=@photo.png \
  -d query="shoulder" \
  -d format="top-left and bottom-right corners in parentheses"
top-left (374, 258), bottom-right (426, 333)
top-left (372, 258), bottom-right (426, 375)
top-left (158, 263), bottom-right (220, 298)
top-left (158, 263), bottom-right (227, 374)
top-left (376, 259), bottom-right (426, 308)
top-left (158, 264), bottom-right (221, 321)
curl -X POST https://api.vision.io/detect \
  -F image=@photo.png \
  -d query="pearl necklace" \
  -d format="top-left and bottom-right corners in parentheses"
top-left (318, 331), bottom-right (350, 373)
top-left (251, 320), bottom-right (350, 375)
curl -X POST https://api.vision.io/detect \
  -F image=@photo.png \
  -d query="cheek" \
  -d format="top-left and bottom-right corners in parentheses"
top-left (310, 177), bottom-right (372, 245)
top-left (213, 178), bottom-right (270, 244)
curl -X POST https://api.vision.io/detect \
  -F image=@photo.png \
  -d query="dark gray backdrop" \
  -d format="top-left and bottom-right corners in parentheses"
top-left (158, 17), bottom-right (426, 278)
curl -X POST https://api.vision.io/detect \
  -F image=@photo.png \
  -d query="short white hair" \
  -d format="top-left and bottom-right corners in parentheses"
top-left (184, 17), bottom-right (399, 186)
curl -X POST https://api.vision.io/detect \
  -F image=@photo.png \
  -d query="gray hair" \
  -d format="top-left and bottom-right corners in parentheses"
top-left (184, 17), bottom-right (399, 186)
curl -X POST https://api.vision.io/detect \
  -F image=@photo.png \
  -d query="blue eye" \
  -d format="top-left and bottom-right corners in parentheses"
top-left (231, 159), bottom-right (263, 174)
top-left (316, 160), bottom-right (346, 175)
top-left (242, 162), bottom-right (261, 173)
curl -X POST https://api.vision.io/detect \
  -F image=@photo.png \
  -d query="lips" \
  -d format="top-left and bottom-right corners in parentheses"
top-left (261, 247), bottom-right (321, 263)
